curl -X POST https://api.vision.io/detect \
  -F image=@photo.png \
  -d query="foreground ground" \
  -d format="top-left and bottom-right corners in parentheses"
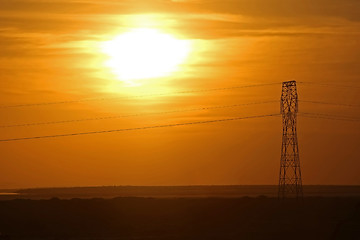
top-left (0, 197), bottom-right (359, 240)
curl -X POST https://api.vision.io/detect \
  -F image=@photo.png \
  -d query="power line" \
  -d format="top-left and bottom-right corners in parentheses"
top-left (298, 82), bottom-right (360, 89)
top-left (300, 100), bottom-right (360, 108)
top-left (0, 101), bottom-right (278, 128)
top-left (299, 112), bottom-right (360, 122)
top-left (0, 82), bottom-right (281, 109)
top-left (0, 113), bottom-right (280, 142)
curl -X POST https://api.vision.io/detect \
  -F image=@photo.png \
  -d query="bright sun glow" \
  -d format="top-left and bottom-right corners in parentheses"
top-left (101, 28), bottom-right (192, 85)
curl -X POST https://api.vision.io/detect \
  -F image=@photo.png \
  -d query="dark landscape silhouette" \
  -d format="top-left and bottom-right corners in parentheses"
top-left (0, 186), bottom-right (359, 239)
top-left (0, 195), bottom-right (359, 240)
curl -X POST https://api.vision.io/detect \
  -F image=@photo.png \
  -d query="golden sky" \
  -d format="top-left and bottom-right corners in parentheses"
top-left (0, 0), bottom-right (360, 188)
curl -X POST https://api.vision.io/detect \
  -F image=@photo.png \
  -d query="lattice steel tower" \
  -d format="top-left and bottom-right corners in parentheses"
top-left (279, 80), bottom-right (303, 199)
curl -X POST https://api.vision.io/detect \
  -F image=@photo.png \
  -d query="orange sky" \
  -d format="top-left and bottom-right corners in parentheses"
top-left (0, 0), bottom-right (360, 188)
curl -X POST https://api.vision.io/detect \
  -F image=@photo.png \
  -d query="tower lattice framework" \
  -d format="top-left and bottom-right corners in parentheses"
top-left (279, 80), bottom-right (303, 199)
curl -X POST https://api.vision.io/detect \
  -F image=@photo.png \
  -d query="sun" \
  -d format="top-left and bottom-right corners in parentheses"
top-left (101, 28), bottom-right (192, 85)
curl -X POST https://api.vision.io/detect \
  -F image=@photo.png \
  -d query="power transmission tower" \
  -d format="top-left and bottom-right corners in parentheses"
top-left (278, 80), bottom-right (303, 199)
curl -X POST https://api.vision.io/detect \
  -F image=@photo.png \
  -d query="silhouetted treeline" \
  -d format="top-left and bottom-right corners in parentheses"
top-left (0, 197), bottom-right (359, 240)
top-left (2, 185), bottom-right (360, 200)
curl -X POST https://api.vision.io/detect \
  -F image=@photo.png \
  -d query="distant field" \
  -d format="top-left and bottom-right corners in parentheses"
top-left (1, 185), bottom-right (360, 200)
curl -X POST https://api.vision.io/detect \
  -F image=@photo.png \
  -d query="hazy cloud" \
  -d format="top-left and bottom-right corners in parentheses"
top-left (1, 0), bottom-right (360, 21)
